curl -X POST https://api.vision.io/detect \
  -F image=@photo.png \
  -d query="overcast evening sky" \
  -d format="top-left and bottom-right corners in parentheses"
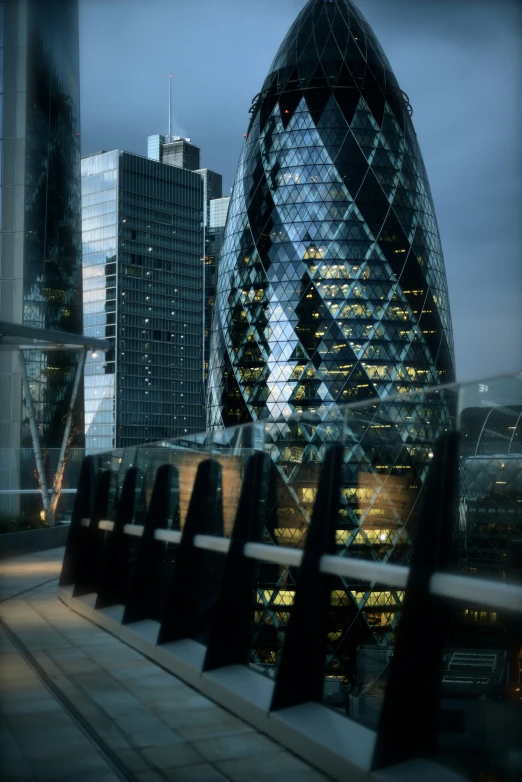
top-left (79, 0), bottom-right (522, 383)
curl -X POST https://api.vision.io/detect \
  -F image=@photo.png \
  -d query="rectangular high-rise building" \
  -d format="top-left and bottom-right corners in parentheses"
top-left (145, 132), bottom-right (224, 395)
top-left (0, 0), bottom-right (83, 513)
top-left (81, 150), bottom-right (205, 453)
top-left (204, 197), bottom-right (230, 384)
top-left (195, 169), bottom-right (223, 226)
top-left (147, 134), bottom-right (200, 171)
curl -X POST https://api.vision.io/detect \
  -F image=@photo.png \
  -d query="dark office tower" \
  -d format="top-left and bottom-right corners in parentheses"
top-left (0, 0), bottom-right (82, 509)
top-left (195, 169), bottom-right (223, 226)
top-left (195, 172), bottom-right (224, 388)
top-left (81, 151), bottom-right (204, 453)
top-left (207, 0), bottom-right (455, 672)
top-left (147, 134), bottom-right (223, 395)
top-left (195, 168), bottom-right (223, 386)
top-left (204, 197), bottom-right (230, 383)
top-left (147, 134), bottom-right (200, 171)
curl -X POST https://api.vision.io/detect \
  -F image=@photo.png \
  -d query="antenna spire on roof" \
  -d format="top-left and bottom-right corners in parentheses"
top-left (168, 74), bottom-right (173, 141)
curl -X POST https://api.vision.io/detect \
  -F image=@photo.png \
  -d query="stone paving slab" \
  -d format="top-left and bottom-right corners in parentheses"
top-left (0, 627), bottom-right (120, 782)
top-left (0, 547), bottom-right (330, 782)
top-left (0, 548), bottom-right (63, 600)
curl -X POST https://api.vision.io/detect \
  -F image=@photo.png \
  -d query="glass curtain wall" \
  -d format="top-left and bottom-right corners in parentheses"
top-left (82, 151), bottom-right (119, 454)
top-left (22, 0), bottom-right (83, 452)
top-left (208, 0), bottom-right (455, 431)
top-left (206, 0), bottom-right (457, 657)
top-left (82, 151), bottom-right (205, 454)
top-left (204, 196), bottom-right (230, 387)
top-left (117, 153), bottom-right (205, 445)
top-left (0, 0), bottom-right (82, 514)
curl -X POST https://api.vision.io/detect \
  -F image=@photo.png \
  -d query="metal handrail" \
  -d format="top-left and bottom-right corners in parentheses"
top-left (82, 518), bottom-right (522, 614)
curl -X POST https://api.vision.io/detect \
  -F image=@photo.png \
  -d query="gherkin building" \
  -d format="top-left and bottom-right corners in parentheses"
top-left (207, 0), bottom-right (456, 677)
top-left (208, 0), bottom-right (454, 424)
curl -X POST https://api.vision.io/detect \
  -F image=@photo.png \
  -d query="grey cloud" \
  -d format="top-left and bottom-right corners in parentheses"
top-left (79, 0), bottom-right (522, 380)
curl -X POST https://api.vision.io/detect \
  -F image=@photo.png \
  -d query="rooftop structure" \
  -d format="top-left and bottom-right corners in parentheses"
top-left (147, 134), bottom-right (201, 171)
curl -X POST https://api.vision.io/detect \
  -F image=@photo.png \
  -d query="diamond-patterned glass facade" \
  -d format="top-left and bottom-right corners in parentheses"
top-left (207, 0), bottom-right (456, 672)
top-left (208, 0), bottom-right (454, 428)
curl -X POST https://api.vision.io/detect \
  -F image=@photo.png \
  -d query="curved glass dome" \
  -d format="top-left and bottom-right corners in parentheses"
top-left (207, 0), bottom-right (454, 427)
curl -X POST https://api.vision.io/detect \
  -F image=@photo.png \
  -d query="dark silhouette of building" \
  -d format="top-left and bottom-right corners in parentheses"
top-left (0, 0), bottom-right (83, 513)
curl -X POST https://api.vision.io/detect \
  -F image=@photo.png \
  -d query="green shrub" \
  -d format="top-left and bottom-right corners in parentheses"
top-left (0, 511), bottom-right (47, 534)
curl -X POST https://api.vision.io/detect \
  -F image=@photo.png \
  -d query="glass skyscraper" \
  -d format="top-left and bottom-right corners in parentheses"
top-left (208, 0), bottom-right (455, 427)
top-left (81, 151), bottom-right (204, 453)
top-left (204, 196), bottom-right (230, 385)
top-left (146, 133), bottom-right (225, 397)
top-left (196, 169), bottom-right (223, 225)
top-left (209, 198), bottom-right (231, 235)
top-left (207, 0), bottom-right (456, 671)
top-left (0, 0), bottom-right (82, 511)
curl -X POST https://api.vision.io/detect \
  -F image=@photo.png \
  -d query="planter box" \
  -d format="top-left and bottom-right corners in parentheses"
top-left (0, 524), bottom-right (70, 559)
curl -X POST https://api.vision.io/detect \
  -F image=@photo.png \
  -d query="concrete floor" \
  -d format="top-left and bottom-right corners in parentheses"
top-left (0, 548), bottom-right (330, 782)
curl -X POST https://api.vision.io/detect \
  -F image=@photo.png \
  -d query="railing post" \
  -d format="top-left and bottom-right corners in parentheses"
top-left (73, 469), bottom-right (111, 597)
top-left (158, 458), bottom-right (224, 645)
top-left (270, 444), bottom-right (344, 711)
top-left (204, 452), bottom-right (277, 671)
top-left (95, 467), bottom-right (137, 609)
top-left (372, 431), bottom-right (460, 770)
top-left (122, 463), bottom-right (173, 625)
top-left (59, 455), bottom-right (95, 587)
